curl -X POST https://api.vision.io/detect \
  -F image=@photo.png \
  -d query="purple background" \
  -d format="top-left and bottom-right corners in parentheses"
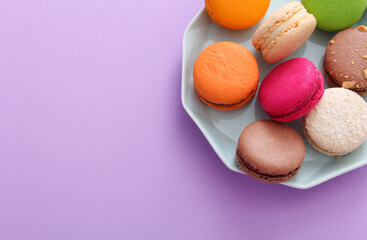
top-left (1, 0), bottom-right (367, 239)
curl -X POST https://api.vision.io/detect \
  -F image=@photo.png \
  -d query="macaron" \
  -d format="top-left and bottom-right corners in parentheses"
top-left (236, 120), bottom-right (305, 183)
top-left (252, 1), bottom-right (316, 64)
top-left (302, 0), bottom-right (367, 32)
top-left (324, 26), bottom-right (367, 95)
top-left (303, 88), bottom-right (367, 157)
top-left (193, 42), bottom-right (259, 111)
top-left (205, 0), bottom-right (271, 30)
top-left (258, 58), bottom-right (324, 122)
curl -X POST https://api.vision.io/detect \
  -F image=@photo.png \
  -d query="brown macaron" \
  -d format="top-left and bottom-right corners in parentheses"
top-left (236, 120), bottom-right (305, 183)
top-left (324, 25), bottom-right (367, 95)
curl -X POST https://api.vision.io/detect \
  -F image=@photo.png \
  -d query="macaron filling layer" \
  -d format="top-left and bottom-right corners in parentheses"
top-left (236, 149), bottom-right (299, 179)
top-left (198, 90), bottom-right (255, 107)
top-left (253, 2), bottom-right (304, 50)
top-left (262, 8), bottom-right (308, 54)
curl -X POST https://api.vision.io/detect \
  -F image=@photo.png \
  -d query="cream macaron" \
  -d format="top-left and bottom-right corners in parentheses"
top-left (303, 88), bottom-right (367, 157)
top-left (252, 1), bottom-right (316, 64)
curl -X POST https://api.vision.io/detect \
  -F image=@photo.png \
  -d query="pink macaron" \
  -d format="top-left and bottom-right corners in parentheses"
top-left (258, 58), bottom-right (324, 122)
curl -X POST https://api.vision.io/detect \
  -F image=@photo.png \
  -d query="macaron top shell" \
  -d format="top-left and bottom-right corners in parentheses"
top-left (237, 120), bottom-right (305, 176)
top-left (302, 0), bottom-right (367, 32)
top-left (252, 1), bottom-right (316, 64)
top-left (194, 42), bottom-right (259, 106)
top-left (205, 0), bottom-right (271, 30)
top-left (258, 58), bottom-right (324, 122)
top-left (304, 88), bottom-right (367, 155)
top-left (324, 26), bottom-right (367, 93)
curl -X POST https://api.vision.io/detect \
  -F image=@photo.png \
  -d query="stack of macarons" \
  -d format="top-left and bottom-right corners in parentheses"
top-left (192, 0), bottom-right (367, 183)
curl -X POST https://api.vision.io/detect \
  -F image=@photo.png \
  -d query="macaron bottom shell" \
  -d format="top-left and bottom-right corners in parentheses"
top-left (236, 150), bottom-right (300, 182)
top-left (324, 73), bottom-right (367, 96)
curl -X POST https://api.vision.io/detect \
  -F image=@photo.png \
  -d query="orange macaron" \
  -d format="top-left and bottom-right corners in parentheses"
top-left (193, 41), bottom-right (259, 111)
top-left (205, 0), bottom-right (271, 30)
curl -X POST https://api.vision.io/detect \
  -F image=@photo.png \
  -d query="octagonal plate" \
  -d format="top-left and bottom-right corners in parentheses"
top-left (181, 0), bottom-right (367, 189)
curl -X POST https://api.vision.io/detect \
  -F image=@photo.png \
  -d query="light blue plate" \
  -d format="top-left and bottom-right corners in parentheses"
top-left (181, 0), bottom-right (367, 189)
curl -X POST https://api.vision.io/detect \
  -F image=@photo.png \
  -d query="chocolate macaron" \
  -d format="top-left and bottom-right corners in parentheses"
top-left (324, 25), bottom-right (367, 95)
top-left (236, 120), bottom-right (305, 183)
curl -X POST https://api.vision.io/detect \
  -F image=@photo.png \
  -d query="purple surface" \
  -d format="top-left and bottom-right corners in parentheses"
top-left (0, 0), bottom-right (367, 239)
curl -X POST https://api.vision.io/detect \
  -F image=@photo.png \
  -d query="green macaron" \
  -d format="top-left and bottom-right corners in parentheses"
top-left (302, 0), bottom-right (367, 32)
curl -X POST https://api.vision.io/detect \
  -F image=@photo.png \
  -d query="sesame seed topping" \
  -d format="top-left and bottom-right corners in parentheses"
top-left (342, 81), bottom-right (355, 89)
top-left (358, 25), bottom-right (367, 32)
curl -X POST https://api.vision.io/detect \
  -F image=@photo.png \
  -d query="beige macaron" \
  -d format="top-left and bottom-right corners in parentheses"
top-left (303, 88), bottom-right (367, 157)
top-left (252, 1), bottom-right (316, 64)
